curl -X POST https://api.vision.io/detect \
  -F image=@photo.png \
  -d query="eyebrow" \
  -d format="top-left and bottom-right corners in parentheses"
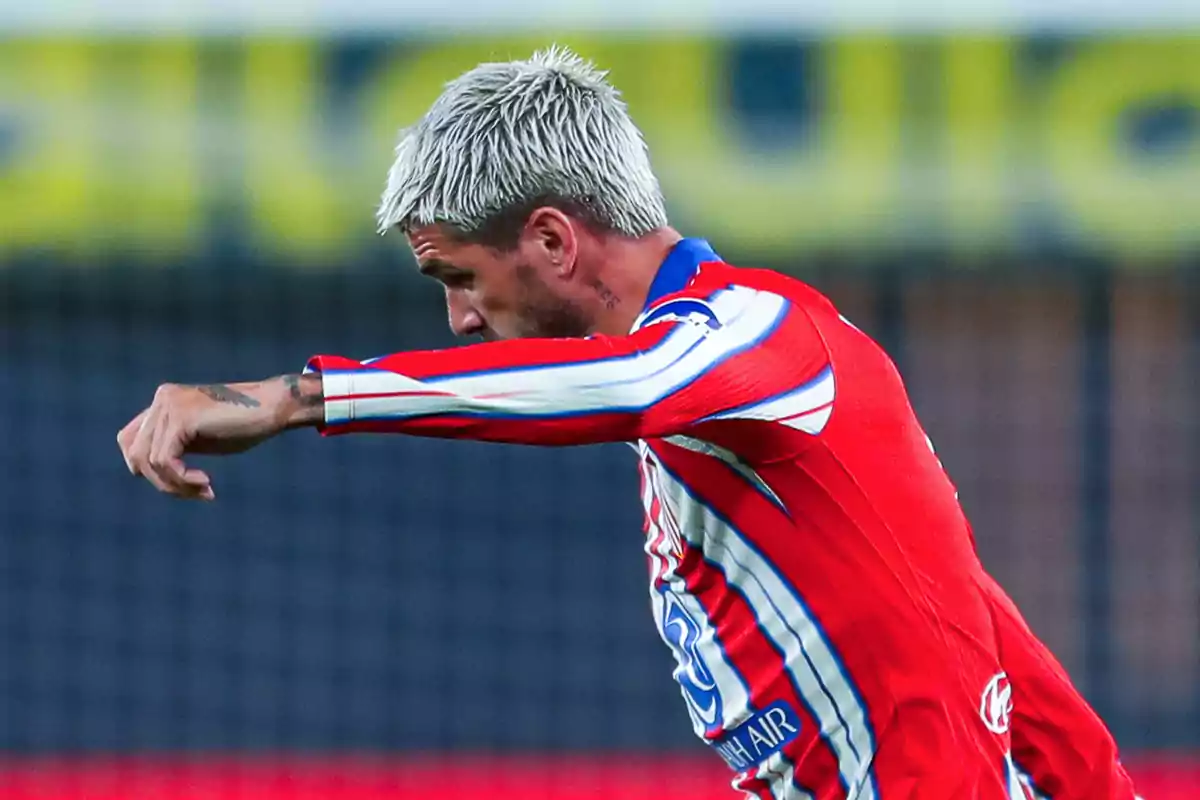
top-left (417, 258), bottom-right (463, 278)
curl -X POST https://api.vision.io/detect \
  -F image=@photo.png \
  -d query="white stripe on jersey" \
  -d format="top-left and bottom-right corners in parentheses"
top-left (651, 455), bottom-right (879, 800)
top-left (1006, 753), bottom-right (1034, 799)
top-left (643, 453), bottom-right (754, 738)
top-left (732, 749), bottom-right (816, 800)
top-left (662, 435), bottom-right (788, 513)
top-left (323, 288), bottom-right (788, 423)
top-left (704, 365), bottom-right (835, 434)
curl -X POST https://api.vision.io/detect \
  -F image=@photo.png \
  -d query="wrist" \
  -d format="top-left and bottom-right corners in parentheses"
top-left (279, 373), bottom-right (325, 428)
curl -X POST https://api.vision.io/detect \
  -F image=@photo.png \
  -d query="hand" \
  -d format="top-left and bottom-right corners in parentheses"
top-left (117, 375), bottom-right (323, 501)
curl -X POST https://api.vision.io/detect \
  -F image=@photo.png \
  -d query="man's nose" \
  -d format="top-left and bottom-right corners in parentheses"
top-left (447, 289), bottom-right (486, 339)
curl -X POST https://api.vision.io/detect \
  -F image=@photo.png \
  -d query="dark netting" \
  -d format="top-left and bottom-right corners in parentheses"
top-left (5, 262), bottom-right (1198, 757)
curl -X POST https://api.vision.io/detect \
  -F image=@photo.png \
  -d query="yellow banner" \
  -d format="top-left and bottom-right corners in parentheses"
top-left (0, 35), bottom-right (1197, 265)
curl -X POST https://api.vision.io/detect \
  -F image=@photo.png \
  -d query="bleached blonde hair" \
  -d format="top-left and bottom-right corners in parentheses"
top-left (376, 45), bottom-right (669, 246)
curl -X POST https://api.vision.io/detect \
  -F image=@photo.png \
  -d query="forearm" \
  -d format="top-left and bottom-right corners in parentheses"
top-left (280, 373), bottom-right (325, 428)
top-left (193, 373), bottom-right (325, 433)
top-left (118, 371), bottom-right (326, 501)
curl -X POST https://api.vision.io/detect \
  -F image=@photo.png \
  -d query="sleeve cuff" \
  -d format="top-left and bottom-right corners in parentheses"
top-left (303, 355), bottom-right (356, 430)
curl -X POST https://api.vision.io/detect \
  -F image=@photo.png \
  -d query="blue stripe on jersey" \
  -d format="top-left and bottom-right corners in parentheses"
top-left (650, 449), bottom-right (880, 799)
top-left (642, 237), bottom-right (720, 311)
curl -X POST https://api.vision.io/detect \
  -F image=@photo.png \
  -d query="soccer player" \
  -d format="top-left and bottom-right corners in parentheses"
top-left (117, 47), bottom-right (1141, 799)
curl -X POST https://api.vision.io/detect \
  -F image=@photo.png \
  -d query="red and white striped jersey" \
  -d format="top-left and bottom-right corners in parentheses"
top-left (305, 239), bottom-right (1137, 800)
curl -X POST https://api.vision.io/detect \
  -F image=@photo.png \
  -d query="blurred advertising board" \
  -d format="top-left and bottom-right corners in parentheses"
top-left (6, 1), bottom-right (1200, 36)
top-left (0, 34), bottom-right (1197, 266)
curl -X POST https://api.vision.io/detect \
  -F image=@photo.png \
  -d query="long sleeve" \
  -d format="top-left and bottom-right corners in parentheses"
top-left (304, 285), bottom-right (834, 448)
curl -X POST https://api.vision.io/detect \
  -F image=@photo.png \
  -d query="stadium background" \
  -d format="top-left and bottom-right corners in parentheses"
top-left (2, 2), bottom-right (1199, 797)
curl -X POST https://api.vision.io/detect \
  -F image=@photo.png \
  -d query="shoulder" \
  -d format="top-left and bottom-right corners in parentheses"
top-left (633, 261), bottom-right (831, 334)
top-left (703, 261), bottom-right (836, 311)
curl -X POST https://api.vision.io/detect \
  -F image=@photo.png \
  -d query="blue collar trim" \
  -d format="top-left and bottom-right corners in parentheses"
top-left (642, 238), bottom-right (720, 312)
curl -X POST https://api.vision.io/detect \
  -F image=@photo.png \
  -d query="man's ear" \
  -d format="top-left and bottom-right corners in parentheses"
top-left (524, 207), bottom-right (578, 278)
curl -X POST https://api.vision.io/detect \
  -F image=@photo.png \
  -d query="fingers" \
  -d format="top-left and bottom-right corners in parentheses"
top-left (126, 405), bottom-right (160, 482)
top-left (117, 409), bottom-right (149, 475)
top-left (148, 414), bottom-right (215, 501)
top-left (179, 466), bottom-right (213, 489)
top-left (135, 409), bottom-right (176, 496)
top-left (118, 390), bottom-right (215, 502)
top-left (146, 409), bottom-right (186, 492)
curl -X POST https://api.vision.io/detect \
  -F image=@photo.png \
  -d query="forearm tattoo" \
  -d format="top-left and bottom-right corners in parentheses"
top-left (197, 384), bottom-right (261, 407)
top-left (283, 374), bottom-right (324, 408)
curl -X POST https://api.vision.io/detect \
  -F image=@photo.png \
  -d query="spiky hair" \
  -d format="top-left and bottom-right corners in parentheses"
top-left (376, 45), bottom-right (669, 244)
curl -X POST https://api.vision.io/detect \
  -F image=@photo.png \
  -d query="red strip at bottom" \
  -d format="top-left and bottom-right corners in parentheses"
top-left (0, 754), bottom-right (1194, 799)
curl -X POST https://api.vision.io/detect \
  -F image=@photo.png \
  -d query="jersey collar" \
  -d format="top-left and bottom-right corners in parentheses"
top-left (641, 237), bottom-right (720, 313)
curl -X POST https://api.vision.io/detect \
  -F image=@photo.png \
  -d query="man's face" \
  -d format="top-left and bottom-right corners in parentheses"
top-left (406, 218), bottom-right (592, 341)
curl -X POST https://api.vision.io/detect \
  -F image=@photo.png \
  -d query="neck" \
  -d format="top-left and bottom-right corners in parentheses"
top-left (587, 227), bottom-right (683, 336)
